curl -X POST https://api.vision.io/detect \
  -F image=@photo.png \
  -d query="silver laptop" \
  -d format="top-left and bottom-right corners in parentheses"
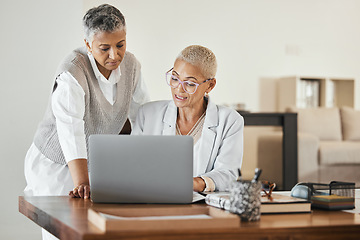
top-left (89, 135), bottom-right (193, 204)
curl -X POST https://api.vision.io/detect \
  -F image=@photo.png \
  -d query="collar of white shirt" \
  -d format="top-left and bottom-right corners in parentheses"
top-left (87, 52), bottom-right (122, 85)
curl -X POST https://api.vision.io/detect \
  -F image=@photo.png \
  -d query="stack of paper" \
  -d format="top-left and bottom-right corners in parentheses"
top-left (311, 195), bottom-right (355, 210)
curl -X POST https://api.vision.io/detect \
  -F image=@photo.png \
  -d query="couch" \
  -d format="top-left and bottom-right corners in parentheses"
top-left (257, 106), bottom-right (360, 189)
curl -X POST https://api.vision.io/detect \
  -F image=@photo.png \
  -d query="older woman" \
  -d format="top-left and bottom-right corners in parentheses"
top-left (132, 45), bottom-right (243, 192)
top-left (24, 4), bottom-right (149, 206)
top-left (25, 5), bottom-right (149, 239)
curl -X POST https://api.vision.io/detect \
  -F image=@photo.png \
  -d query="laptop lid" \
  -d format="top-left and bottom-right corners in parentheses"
top-left (89, 135), bottom-right (193, 204)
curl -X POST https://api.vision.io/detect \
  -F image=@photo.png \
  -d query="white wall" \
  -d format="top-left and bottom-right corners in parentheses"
top-left (0, 1), bottom-right (83, 239)
top-left (86, 0), bottom-right (360, 111)
top-left (2, 1), bottom-right (360, 239)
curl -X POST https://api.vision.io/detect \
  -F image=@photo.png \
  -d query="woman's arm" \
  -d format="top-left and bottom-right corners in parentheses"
top-left (68, 159), bottom-right (90, 199)
top-left (202, 112), bottom-right (244, 191)
top-left (52, 72), bottom-right (89, 198)
top-left (131, 104), bottom-right (145, 135)
top-left (128, 62), bottom-right (150, 126)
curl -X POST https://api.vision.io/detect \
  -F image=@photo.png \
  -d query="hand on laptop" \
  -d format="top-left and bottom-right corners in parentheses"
top-left (193, 177), bottom-right (206, 192)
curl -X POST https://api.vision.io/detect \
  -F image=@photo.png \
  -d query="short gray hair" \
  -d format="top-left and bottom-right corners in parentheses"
top-left (176, 45), bottom-right (217, 79)
top-left (83, 4), bottom-right (126, 43)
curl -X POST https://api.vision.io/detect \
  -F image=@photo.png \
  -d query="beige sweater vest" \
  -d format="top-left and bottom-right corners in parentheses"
top-left (34, 47), bottom-right (138, 164)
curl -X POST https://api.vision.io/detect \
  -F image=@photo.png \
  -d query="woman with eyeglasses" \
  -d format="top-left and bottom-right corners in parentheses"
top-left (24, 3), bottom-right (149, 227)
top-left (132, 45), bottom-right (243, 192)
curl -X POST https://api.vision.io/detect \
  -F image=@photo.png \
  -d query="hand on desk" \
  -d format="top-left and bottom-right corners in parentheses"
top-left (68, 159), bottom-right (91, 199)
top-left (69, 183), bottom-right (91, 199)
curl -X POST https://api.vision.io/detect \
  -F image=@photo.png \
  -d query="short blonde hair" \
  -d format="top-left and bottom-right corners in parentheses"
top-left (176, 45), bottom-right (217, 79)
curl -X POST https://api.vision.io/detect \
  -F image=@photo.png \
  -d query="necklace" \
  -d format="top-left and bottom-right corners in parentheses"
top-left (176, 111), bottom-right (206, 136)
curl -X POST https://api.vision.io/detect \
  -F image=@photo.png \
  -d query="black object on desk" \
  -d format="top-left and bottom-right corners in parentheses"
top-left (239, 112), bottom-right (298, 191)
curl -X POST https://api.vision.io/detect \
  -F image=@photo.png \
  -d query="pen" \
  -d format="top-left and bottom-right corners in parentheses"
top-left (252, 168), bottom-right (262, 182)
top-left (237, 168), bottom-right (242, 181)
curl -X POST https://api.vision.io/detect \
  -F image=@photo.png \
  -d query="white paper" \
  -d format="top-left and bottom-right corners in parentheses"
top-left (192, 192), bottom-right (206, 202)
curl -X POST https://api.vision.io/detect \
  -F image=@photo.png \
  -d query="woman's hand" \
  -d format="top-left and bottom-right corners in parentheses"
top-left (69, 183), bottom-right (91, 199)
top-left (193, 177), bottom-right (206, 192)
top-left (68, 158), bottom-right (91, 199)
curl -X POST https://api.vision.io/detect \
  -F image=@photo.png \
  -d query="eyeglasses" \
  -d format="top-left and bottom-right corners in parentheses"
top-left (165, 68), bottom-right (212, 94)
top-left (261, 181), bottom-right (276, 200)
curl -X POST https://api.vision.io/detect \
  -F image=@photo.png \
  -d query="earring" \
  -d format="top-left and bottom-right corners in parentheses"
top-left (205, 92), bottom-right (209, 98)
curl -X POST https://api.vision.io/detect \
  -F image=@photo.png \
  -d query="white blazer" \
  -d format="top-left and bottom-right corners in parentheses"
top-left (132, 98), bottom-right (244, 191)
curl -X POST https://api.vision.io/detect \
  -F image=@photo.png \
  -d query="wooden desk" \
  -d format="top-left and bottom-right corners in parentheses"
top-left (241, 112), bottom-right (298, 190)
top-left (19, 196), bottom-right (360, 240)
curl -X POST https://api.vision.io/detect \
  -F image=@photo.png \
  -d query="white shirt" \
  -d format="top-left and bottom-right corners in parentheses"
top-left (41, 53), bottom-right (149, 163)
top-left (24, 51), bottom-right (149, 197)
